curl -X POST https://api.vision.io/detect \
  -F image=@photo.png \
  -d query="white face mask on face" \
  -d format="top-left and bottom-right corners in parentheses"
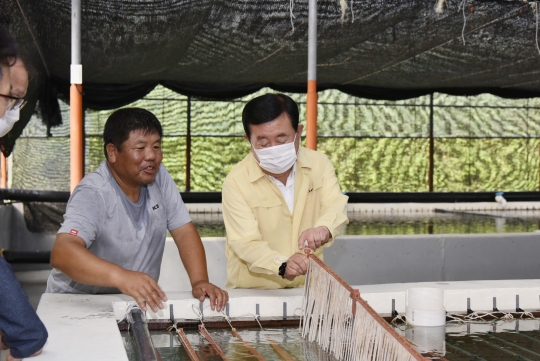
top-left (252, 133), bottom-right (298, 175)
top-left (0, 108), bottom-right (20, 137)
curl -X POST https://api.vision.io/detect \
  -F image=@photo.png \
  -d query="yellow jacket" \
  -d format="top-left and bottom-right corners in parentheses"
top-left (222, 147), bottom-right (349, 289)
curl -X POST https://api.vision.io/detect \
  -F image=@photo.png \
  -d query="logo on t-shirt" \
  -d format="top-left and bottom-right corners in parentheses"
top-left (152, 204), bottom-right (159, 210)
top-left (69, 229), bottom-right (79, 236)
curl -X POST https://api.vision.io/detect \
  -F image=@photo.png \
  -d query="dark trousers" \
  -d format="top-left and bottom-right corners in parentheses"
top-left (0, 257), bottom-right (48, 358)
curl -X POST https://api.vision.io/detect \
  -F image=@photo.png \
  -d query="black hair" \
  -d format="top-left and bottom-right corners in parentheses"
top-left (16, 48), bottom-right (37, 82)
top-left (242, 93), bottom-right (299, 138)
top-left (103, 108), bottom-right (163, 160)
top-left (0, 27), bottom-right (18, 78)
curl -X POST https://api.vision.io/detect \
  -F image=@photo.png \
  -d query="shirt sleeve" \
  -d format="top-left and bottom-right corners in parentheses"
top-left (158, 165), bottom-right (191, 231)
top-left (0, 258), bottom-right (48, 359)
top-left (222, 176), bottom-right (291, 280)
top-left (58, 185), bottom-right (104, 248)
top-left (313, 156), bottom-right (349, 246)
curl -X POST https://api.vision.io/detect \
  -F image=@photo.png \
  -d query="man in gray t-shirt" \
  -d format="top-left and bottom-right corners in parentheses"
top-left (46, 108), bottom-right (228, 312)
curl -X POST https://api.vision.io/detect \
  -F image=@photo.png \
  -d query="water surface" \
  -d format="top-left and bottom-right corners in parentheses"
top-left (191, 210), bottom-right (540, 237)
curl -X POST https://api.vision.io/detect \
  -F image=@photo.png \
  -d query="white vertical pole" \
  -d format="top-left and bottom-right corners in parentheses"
top-left (71, 0), bottom-right (81, 66)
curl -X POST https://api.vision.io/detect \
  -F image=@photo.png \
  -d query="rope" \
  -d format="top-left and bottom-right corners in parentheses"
top-left (191, 303), bottom-right (204, 326)
top-left (339, 0), bottom-right (348, 22)
top-left (220, 310), bottom-right (234, 330)
top-left (117, 302), bottom-right (140, 324)
top-left (254, 313), bottom-right (263, 330)
top-left (15, 0), bottom-right (51, 77)
top-left (533, 2), bottom-right (540, 55)
top-left (421, 311), bottom-right (537, 325)
top-left (391, 314), bottom-right (411, 326)
top-left (192, 302), bottom-right (269, 330)
top-left (434, 0), bottom-right (446, 14)
top-left (117, 302), bottom-right (141, 333)
top-left (460, 0), bottom-right (468, 45)
top-left (289, 0), bottom-right (295, 31)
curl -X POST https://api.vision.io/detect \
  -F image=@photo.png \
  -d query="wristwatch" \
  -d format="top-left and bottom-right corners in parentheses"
top-left (278, 261), bottom-right (287, 277)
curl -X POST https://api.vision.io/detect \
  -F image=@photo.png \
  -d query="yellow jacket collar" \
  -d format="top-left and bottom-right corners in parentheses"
top-left (247, 147), bottom-right (312, 183)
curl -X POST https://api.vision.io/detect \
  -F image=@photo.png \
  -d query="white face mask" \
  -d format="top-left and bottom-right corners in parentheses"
top-left (252, 133), bottom-right (298, 174)
top-left (0, 108), bottom-right (20, 137)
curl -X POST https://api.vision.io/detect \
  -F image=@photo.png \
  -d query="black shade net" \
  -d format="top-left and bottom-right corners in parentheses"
top-left (1, 0), bottom-right (540, 155)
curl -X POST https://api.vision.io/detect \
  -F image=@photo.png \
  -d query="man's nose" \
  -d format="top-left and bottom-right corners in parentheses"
top-left (145, 148), bottom-right (158, 160)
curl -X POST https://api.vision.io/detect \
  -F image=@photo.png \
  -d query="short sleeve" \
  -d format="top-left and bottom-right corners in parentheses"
top-left (158, 165), bottom-right (191, 231)
top-left (58, 185), bottom-right (103, 248)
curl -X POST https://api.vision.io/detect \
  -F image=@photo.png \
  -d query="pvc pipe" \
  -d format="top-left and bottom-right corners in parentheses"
top-left (127, 308), bottom-right (159, 361)
top-left (70, 0), bottom-right (83, 192)
top-left (306, 0), bottom-right (317, 150)
top-left (307, 0), bottom-right (317, 81)
top-left (405, 326), bottom-right (446, 355)
top-left (1, 153), bottom-right (6, 188)
top-left (0, 189), bottom-right (70, 202)
top-left (70, 85), bottom-right (83, 192)
top-left (71, 0), bottom-right (81, 65)
top-left (2, 251), bottom-right (51, 264)
top-left (495, 192), bottom-right (507, 207)
top-left (406, 288), bottom-right (446, 327)
top-left (407, 288), bottom-right (444, 311)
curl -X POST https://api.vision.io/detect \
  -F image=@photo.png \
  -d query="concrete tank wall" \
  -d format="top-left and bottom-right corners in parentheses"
top-left (325, 233), bottom-right (540, 286)
top-left (159, 233), bottom-right (540, 292)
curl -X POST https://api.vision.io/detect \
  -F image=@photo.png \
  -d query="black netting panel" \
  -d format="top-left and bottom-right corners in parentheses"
top-left (2, 0), bottom-right (540, 154)
top-left (5, 86), bottom-right (539, 194)
top-left (23, 202), bottom-right (65, 233)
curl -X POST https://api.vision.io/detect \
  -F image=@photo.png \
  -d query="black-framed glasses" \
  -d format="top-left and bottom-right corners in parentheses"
top-left (0, 93), bottom-right (27, 112)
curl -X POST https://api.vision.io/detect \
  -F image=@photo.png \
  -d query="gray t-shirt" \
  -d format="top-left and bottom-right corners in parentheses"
top-left (46, 162), bottom-right (191, 294)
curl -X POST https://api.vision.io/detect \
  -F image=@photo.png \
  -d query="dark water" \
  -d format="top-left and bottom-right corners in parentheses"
top-left (408, 319), bottom-right (540, 361)
top-left (191, 210), bottom-right (540, 237)
top-left (122, 326), bottom-right (337, 361)
top-left (122, 320), bottom-right (540, 360)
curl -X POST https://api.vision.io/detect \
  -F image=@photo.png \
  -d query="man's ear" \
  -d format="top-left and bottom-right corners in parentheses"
top-left (106, 143), bottom-right (117, 163)
top-left (297, 124), bottom-right (304, 134)
top-left (243, 134), bottom-right (250, 143)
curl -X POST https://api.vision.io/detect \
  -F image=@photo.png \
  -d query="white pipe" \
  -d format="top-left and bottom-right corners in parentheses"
top-left (306, 0), bottom-right (318, 149)
top-left (71, 0), bottom-right (82, 84)
top-left (308, 0), bottom-right (317, 81)
top-left (495, 192), bottom-right (507, 208)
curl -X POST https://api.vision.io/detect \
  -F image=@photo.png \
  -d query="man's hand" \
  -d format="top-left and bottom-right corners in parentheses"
top-left (191, 281), bottom-right (229, 312)
top-left (284, 253), bottom-right (309, 281)
top-left (297, 226), bottom-right (331, 251)
top-left (114, 269), bottom-right (167, 312)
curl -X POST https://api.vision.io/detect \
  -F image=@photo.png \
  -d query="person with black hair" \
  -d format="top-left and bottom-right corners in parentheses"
top-left (0, 57), bottom-right (29, 137)
top-left (0, 26), bottom-right (18, 120)
top-left (47, 108), bottom-right (228, 312)
top-left (222, 93), bottom-right (348, 289)
top-left (0, 27), bottom-right (48, 361)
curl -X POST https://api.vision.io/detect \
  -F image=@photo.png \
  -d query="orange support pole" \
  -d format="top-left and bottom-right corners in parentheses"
top-left (306, 80), bottom-right (317, 150)
top-left (70, 84), bottom-right (84, 192)
top-left (1, 152), bottom-right (7, 188)
top-left (306, 0), bottom-right (317, 150)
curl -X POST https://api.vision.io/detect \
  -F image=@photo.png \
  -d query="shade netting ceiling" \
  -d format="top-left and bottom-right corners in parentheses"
top-left (1, 0), bottom-right (539, 155)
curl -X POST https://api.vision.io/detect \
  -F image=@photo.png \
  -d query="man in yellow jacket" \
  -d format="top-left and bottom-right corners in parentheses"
top-left (222, 93), bottom-right (348, 289)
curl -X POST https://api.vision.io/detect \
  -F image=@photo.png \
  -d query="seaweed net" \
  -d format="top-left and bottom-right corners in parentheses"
top-left (301, 255), bottom-right (426, 361)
